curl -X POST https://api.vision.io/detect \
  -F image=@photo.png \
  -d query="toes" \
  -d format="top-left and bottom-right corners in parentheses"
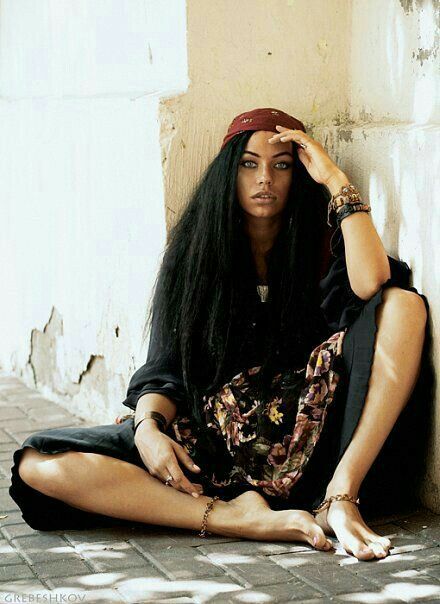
top-left (341, 534), bottom-right (376, 560)
top-left (298, 513), bottom-right (333, 551)
top-left (347, 539), bottom-right (388, 560)
top-left (309, 526), bottom-right (334, 551)
top-left (378, 536), bottom-right (392, 549)
top-left (351, 544), bottom-right (376, 560)
top-left (368, 541), bottom-right (388, 558)
top-left (358, 528), bottom-right (392, 553)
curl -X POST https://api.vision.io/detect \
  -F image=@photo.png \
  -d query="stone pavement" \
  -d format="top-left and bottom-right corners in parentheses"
top-left (0, 374), bottom-right (439, 604)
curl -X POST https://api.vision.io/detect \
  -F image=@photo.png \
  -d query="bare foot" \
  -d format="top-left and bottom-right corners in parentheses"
top-left (314, 497), bottom-right (392, 560)
top-left (226, 491), bottom-right (334, 551)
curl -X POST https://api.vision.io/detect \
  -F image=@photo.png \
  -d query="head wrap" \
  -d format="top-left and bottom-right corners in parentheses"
top-left (221, 107), bottom-right (337, 281)
top-left (220, 107), bottom-right (306, 151)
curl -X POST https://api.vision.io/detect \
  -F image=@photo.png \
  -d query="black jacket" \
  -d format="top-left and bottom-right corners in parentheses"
top-left (121, 242), bottom-right (411, 414)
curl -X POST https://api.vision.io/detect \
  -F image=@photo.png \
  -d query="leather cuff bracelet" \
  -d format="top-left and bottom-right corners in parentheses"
top-left (134, 411), bottom-right (168, 435)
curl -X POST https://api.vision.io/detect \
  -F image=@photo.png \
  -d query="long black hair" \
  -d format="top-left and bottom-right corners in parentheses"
top-left (142, 131), bottom-right (332, 424)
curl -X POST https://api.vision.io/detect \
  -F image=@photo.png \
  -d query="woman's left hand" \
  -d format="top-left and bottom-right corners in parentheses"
top-left (268, 125), bottom-right (343, 187)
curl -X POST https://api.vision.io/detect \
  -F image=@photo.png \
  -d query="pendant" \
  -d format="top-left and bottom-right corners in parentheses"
top-left (256, 285), bottom-right (269, 303)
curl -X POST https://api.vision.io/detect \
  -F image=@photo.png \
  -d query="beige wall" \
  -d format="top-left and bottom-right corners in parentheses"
top-left (161, 0), bottom-right (439, 511)
top-left (161, 0), bottom-right (351, 230)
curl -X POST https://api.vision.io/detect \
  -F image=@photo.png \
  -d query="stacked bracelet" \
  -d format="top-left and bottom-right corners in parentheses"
top-left (331, 183), bottom-right (362, 212)
top-left (327, 182), bottom-right (371, 228)
top-left (198, 495), bottom-right (220, 537)
top-left (336, 202), bottom-right (371, 228)
top-left (134, 411), bottom-right (168, 435)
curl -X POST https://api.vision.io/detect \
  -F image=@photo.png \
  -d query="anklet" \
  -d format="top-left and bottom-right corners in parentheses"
top-left (198, 496), bottom-right (220, 538)
top-left (312, 493), bottom-right (360, 515)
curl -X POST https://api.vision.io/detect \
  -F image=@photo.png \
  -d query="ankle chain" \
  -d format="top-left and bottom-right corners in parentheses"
top-left (198, 496), bottom-right (220, 538)
top-left (312, 493), bottom-right (360, 515)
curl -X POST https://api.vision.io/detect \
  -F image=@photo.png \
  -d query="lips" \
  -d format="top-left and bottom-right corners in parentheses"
top-left (253, 196), bottom-right (275, 202)
top-left (251, 191), bottom-right (276, 199)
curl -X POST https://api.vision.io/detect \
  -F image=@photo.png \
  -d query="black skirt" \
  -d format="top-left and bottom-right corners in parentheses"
top-left (9, 285), bottom-right (431, 531)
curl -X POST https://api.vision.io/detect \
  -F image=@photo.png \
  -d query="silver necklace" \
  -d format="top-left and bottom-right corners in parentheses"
top-left (256, 284), bottom-right (269, 303)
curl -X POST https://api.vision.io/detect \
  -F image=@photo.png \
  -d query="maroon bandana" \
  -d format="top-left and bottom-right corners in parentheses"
top-left (221, 107), bottom-right (306, 150)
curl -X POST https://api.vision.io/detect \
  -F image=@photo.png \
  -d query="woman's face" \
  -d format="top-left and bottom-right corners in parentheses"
top-left (236, 130), bottom-right (294, 221)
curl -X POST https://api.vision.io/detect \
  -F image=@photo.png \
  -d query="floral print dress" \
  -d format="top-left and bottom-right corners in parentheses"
top-left (168, 328), bottom-right (346, 499)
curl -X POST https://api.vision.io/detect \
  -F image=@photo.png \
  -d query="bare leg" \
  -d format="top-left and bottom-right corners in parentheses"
top-left (18, 447), bottom-right (333, 549)
top-left (314, 286), bottom-right (427, 560)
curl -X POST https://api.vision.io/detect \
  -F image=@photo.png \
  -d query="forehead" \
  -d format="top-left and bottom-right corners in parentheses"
top-left (248, 130), bottom-right (276, 142)
top-left (244, 130), bottom-right (293, 154)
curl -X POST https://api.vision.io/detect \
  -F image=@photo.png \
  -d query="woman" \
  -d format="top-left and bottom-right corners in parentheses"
top-left (10, 108), bottom-right (429, 561)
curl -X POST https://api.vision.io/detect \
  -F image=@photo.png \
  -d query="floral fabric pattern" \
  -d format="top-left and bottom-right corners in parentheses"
top-left (169, 328), bottom-right (347, 499)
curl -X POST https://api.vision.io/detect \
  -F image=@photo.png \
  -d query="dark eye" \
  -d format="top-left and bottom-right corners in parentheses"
top-left (240, 160), bottom-right (256, 168)
top-left (239, 160), bottom-right (292, 169)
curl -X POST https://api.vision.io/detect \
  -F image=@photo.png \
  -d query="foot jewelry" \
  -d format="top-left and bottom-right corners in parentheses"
top-left (312, 493), bottom-right (360, 516)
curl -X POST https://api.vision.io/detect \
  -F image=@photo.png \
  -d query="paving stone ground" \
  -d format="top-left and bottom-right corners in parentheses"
top-left (0, 373), bottom-right (439, 603)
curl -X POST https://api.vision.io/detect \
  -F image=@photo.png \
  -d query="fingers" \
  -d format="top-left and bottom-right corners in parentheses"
top-left (135, 434), bottom-right (204, 498)
top-left (269, 126), bottom-right (313, 147)
top-left (172, 441), bottom-right (202, 474)
top-left (166, 442), bottom-right (204, 497)
top-left (164, 461), bottom-right (203, 498)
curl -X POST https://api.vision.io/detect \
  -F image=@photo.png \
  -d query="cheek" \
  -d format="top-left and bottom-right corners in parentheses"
top-left (236, 173), bottom-right (252, 196)
top-left (281, 172), bottom-right (293, 191)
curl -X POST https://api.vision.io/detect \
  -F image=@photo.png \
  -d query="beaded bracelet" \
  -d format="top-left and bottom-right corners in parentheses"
top-left (327, 182), bottom-right (368, 227)
top-left (332, 183), bottom-right (362, 211)
top-left (198, 495), bottom-right (220, 537)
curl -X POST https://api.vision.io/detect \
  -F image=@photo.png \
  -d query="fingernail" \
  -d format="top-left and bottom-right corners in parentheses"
top-left (193, 464), bottom-right (200, 470)
top-left (192, 492), bottom-right (199, 498)
top-left (313, 535), bottom-right (318, 546)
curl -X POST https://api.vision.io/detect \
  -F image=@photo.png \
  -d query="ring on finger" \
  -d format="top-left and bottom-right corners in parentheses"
top-left (165, 475), bottom-right (173, 487)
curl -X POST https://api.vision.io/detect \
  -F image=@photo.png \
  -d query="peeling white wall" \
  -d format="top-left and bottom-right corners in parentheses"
top-left (0, 0), bottom-right (188, 423)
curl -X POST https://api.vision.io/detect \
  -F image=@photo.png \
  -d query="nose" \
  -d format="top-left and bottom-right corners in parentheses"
top-left (257, 167), bottom-right (272, 185)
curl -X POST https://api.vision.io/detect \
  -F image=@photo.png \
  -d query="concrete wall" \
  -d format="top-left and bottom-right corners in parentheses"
top-left (331, 0), bottom-right (440, 511)
top-left (0, 0), bottom-right (188, 424)
top-left (1, 0), bottom-right (438, 509)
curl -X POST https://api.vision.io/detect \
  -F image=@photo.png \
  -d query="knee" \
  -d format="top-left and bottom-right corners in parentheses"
top-left (18, 447), bottom-right (57, 495)
top-left (381, 287), bottom-right (428, 328)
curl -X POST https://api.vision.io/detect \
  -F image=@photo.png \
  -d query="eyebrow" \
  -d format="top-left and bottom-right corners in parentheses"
top-left (242, 150), bottom-right (293, 158)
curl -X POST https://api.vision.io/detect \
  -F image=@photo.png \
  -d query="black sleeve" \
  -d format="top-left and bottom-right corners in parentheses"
top-left (318, 237), bottom-right (411, 332)
top-left (121, 309), bottom-right (189, 413)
